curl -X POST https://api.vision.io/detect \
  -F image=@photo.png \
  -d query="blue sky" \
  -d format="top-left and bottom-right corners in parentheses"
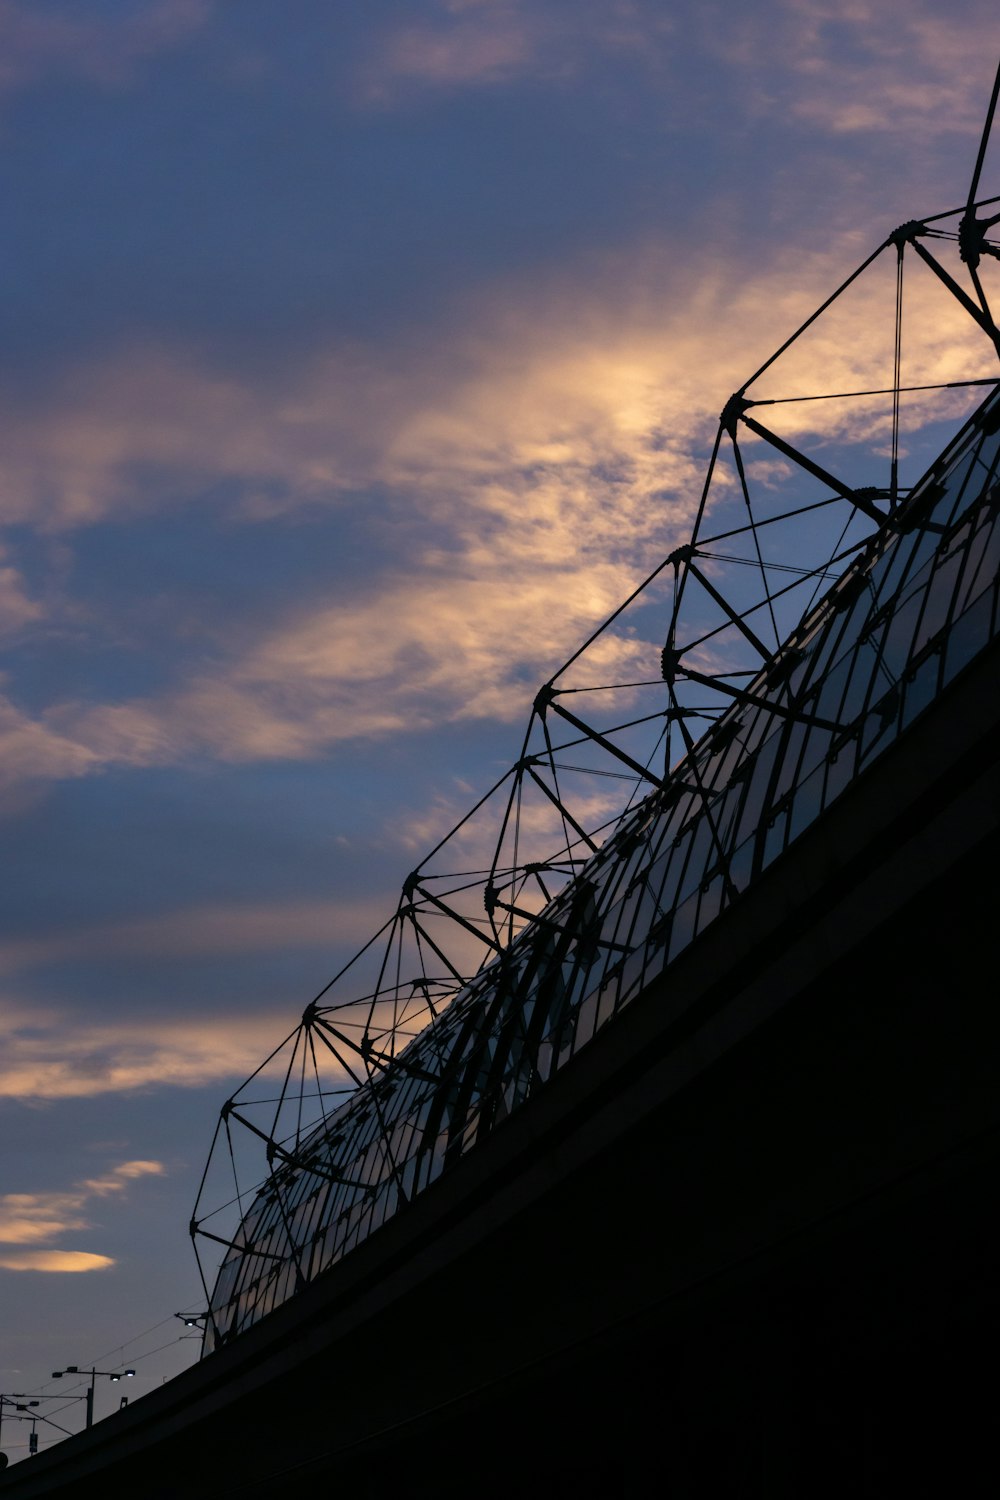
top-left (2, 0), bottom-right (999, 1452)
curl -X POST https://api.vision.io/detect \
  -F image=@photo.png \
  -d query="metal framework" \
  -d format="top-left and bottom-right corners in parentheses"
top-left (192, 66), bottom-right (1000, 1351)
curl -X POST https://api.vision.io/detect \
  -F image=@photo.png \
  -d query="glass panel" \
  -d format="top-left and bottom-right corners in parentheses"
top-left (959, 514), bottom-right (1000, 610)
top-left (810, 653), bottom-right (853, 725)
top-left (672, 814), bottom-right (716, 909)
top-left (912, 546), bottom-right (964, 653)
top-left (901, 652), bottom-right (942, 730)
top-left (788, 763), bottom-right (825, 845)
top-left (730, 731), bottom-right (782, 848)
top-left (760, 806), bottom-right (791, 869)
top-left (693, 873), bottom-right (725, 937)
top-left (667, 891), bottom-right (698, 962)
top-left (727, 837), bottom-right (754, 894)
top-left (871, 590), bottom-right (922, 682)
top-left (770, 720), bottom-right (808, 803)
top-left (942, 586), bottom-right (995, 685)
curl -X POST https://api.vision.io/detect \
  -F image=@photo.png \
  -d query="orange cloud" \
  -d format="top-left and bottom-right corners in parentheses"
top-left (1, 226), bottom-right (995, 794)
top-left (0, 1250), bottom-right (115, 1272)
top-left (0, 1159), bottom-right (166, 1274)
top-left (79, 1162), bottom-right (166, 1198)
top-left (0, 1003), bottom-right (308, 1100)
top-left (106, 1160), bottom-right (166, 1181)
top-left (0, 1194), bottom-right (89, 1245)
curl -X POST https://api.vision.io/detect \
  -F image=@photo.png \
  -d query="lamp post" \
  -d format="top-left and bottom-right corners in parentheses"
top-left (50, 1367), bottom-right (134, 1429)
top-left (0, 1395), bottom-right (37, 1457)
top-left (1, 1395), bottom-right (75, 1462)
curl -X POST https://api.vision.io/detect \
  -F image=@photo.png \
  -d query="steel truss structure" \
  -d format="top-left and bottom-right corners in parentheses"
top-left (193, 68), bottom-right (1000, 1351)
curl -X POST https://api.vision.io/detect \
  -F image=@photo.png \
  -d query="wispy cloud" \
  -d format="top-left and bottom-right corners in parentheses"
top-left (735, 0), bottom-right (999, 139)
top-left (0, 549), bottom-right (43, 637)
top-left (2, 230), bottom-right (994, 795)
top-left (0, 1160), bottom-right (164, 1273)
top-left (356, 0), bottom-right (994, 148)
top-left (356, 0), bottom-right (676, 107)
top-left (0, 695), bottom-right (102, 793)
top-left (0, 1003), bottom-right (296, 1100)
top-left (365, 5), bottom-right (534, 100)
top-left (0, 893), bottom-right (387, 975)
top-left (0, 0), bottom-right (211, 97)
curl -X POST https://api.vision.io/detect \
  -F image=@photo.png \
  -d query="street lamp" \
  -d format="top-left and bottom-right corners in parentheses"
top-left (174, 1311), bottom-right (207, 1331)
top-left (50, 1367), bottom-right (134, 1429)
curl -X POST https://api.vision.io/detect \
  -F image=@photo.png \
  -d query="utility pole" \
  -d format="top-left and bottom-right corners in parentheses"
top-left (0, 1394), bottom-right (74, 1463)
top-left (0, 1396), bottom-right (38, 1460)
top-left (51, 1367), bottom-right (134, 1429)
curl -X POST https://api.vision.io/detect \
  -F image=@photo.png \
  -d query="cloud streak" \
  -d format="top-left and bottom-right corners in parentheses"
top-left (0, 1250), bottom-right (115, 1272)
top-left (0, 1160), bottom-right (165, 1274)
top-left (700, 0), bottom-right (998, 141)
top-left (364, 4), bottom-right (535, 100)
top-left (0, 0), bottom-right (211, 97)
top-left (0, 894), bottom-right (388, 975)
top-left (0, 1002), bottom-right (309, 1101)
top-left (3, 228), bottom-right (993, 798)
top-left (356, 0), bottom-right (676, 107)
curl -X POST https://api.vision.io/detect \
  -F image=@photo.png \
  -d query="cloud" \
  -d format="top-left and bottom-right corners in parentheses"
top-left (0, 1160), bottom-right (165, 1273)
top-left (740, 0), bottom-right (999, 139)
top-left (0, 893), bottom-right (388, 975)
top-left (0, 550), bottom-right (43, 637)
top-left (357, 0), bottom-right (997, 147)
top-left (1, 227), bottom-right (995, 798)
top-left (356, 0), bottom-right (678, 107)
top-left (106, 1159), bottom-right (164, 1181)
top-left (0, 1195), bottom-right (88, 1245)
top-left (0, 1003), bottom-right (306, 1100)
top-left (366, 6), bottom-right (534, 98)
top-left (0, 0), bottom-right (211, 96)
top-left (0, 695), bottom-right (103, 793)
top-left (0, 1250), bottom-right (115, 1272)
top-left (0, 1164), bottom-right (163, 1244)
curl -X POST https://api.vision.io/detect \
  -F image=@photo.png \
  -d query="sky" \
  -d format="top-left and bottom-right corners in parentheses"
top-left (2, 0), bottom-right (1000, 1458)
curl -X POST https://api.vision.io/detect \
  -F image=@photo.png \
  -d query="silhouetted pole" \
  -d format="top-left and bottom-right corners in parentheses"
top-left (50, 1368), bottom-right (134, 1429)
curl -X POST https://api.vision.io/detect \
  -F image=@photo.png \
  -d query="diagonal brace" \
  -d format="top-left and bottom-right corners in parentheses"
top-left (547, 698), bottom-right (665, 789)
top-left (740, 415), bottom-right (886, 524)
top-left (686, 560), bottom-right (775, 661)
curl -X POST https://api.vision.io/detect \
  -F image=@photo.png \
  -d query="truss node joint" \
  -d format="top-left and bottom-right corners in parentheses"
top-left (661, 645), bottom-right (683, 683)
top-left (958, 210), bottom-right (1000, 268)
top-left (533, 683), bottom-right (557, 716)
top-left (720, 392), bottom-right (752, 435)
top-left (888, 219), bottom-right (925, 249)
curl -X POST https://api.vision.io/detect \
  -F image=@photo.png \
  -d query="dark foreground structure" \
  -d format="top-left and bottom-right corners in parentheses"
top-left (7, 73), bottom-right (1000, 1500)
top-left (6, 611), bottom-right (1000, 1497)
